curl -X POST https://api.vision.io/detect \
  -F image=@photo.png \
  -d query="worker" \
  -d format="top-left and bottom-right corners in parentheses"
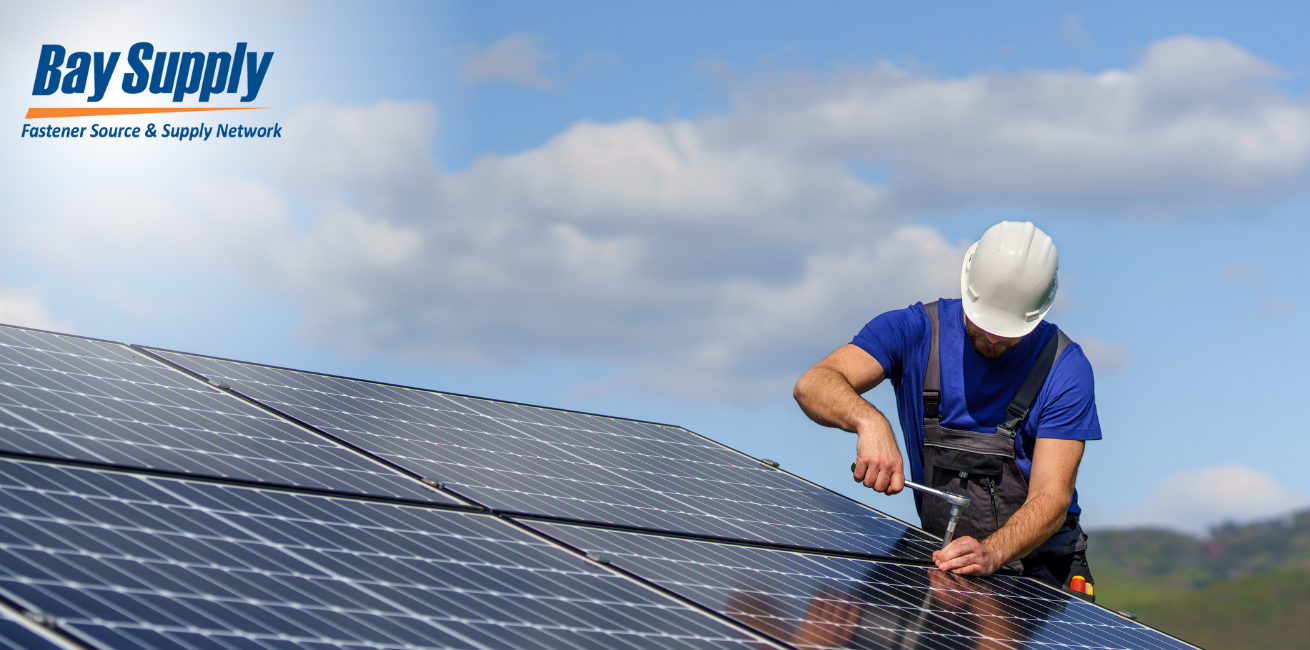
top-left (793, 221), bottom-right (1099, 595)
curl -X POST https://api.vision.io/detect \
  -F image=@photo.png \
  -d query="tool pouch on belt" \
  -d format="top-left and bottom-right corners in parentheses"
top-left (917, 301), bottom-right (1069, 543)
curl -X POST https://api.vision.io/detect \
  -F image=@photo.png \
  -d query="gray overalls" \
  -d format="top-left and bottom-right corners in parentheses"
top-left (917, 302), bottom-right (1093, 594)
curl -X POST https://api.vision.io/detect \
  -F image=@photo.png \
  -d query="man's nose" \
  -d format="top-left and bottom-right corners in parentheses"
top-left (985, 332), bottom-right (1002, 344)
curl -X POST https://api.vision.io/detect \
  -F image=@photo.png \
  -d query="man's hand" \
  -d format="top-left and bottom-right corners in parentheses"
top-left (852, 421), bottom-right (904, 495)
top-left (932, 536), bottom-right (1006, 577)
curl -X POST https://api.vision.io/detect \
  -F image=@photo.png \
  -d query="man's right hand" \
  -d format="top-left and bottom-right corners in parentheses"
top-left (852, 422), bottom-right (904, 495)
top-left (794, 344), bottom-right (905, 495)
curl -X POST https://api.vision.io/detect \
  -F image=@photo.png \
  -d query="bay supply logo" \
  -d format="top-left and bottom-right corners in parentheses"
top-left (26, 42), bottom-right (273, 120)
top-left (23, 42), bottom-right (281, 141)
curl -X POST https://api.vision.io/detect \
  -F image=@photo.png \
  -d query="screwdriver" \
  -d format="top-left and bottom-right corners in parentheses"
top-left (851, 462), bottom-right (971, 549)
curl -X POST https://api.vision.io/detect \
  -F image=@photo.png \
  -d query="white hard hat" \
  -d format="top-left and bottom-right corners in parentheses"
top-left (959, 221), bottom-right (1058, 338)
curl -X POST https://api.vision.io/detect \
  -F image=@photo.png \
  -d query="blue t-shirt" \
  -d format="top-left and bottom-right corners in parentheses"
top-left (851, 299), bottom-right (1101, 514)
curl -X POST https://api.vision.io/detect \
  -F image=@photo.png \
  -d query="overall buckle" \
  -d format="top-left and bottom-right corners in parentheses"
top-left (923, 390), bottom-right (942, 420)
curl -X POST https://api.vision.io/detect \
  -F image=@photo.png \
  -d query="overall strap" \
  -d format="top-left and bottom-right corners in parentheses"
top-left (998, 330), bottom-right (1071, 437)
top-left (922, 301), bottom-right (941, 421)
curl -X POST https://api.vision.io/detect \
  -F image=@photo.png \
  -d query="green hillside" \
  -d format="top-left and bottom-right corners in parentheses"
top-left (1087, 509), bottom-right (1310, 649)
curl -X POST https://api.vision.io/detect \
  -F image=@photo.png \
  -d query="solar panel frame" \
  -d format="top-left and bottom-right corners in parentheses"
top-left (0, 455), bottom-right (788, 650)
top-left (143, 346), bottom-right (944, 562)
top-left (0, 323), bottom-right (454, 506)
top-left (0, 599), bottom-right (83, 650)
top-left (522, 520), bottom-right (1203, 650)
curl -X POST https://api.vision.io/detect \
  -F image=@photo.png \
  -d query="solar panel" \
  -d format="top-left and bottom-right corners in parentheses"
top-left (0, 457), bottom-right (777, 650)
top-left (526, 521), bottom-right (1199, 650)
top-left (0, 326), bottom-right (446, 504)
top-left (148, 349), bottom-right (941, 560)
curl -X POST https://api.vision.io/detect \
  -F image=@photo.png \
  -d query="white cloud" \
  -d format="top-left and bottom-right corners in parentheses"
top-left (21, 36), bottom-right (1310, 401)
top-left (459, 34), bottom-right (556, 89)
top-left (453, 118), bottom-right (883, 224)
top-left (0, 286), bottom-right (73, 333)
top-left (23, 187), bottom-right (183, 270)
top-left (272, 100), bottom-right (439, 192)
top-left (1119, 465), bottom-right (1310, 534)
top-left (26, 178), bottom-right (423, 332)
top-left (666, 226), bottom-right (962, 398)
top-left (711, 35), bottom-right (1310, 213)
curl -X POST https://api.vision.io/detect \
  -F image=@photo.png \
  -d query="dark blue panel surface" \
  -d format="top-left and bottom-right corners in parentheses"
top-left (0, 325), bottom-right (444, 503)
top-left (0, 457), bottom-right (765, 650)
top-left (527, 521), bottom-right (1200, 650)
top-left (152, 350), bottom-right (942, 560)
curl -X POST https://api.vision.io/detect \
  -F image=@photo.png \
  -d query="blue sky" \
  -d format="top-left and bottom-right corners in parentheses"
top-left (3, 0), bottom-right (1309, 532)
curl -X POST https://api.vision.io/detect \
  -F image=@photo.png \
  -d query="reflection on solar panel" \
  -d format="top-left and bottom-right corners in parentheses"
top-left (526, 521), bottom-right (1199, 650)
top-left (0, 457), bottom-right (771, 650)
top-left (148, 350), bottom-right (941, 560)
top-left (0, 326), bottom-right (444, 503)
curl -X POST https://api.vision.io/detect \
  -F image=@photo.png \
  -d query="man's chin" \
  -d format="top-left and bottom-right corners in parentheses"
top-left (964, 317), bottom-right (1021, 358)
top-left (969, 338), bottom-right (1015, 359)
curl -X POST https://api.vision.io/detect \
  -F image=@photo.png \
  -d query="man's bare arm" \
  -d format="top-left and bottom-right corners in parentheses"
top-left (933, 438), bottom-right (1084, 575)
top-left (793, 344), bottom-right (905, 495)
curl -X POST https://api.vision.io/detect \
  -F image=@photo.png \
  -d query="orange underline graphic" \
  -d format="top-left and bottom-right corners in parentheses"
top-left (25, 107), bottom-right (270, 119)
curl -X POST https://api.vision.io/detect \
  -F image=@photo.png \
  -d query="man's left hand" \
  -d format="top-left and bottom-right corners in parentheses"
top-left (932, 536), bottom-right (1005, 576)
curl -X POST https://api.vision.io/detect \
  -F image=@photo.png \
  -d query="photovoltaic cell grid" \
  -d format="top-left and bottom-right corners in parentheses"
top-left (151, 350), bottom-right (942, 560)
top-left (0, 457), bottom-right (768, 650)
top-left (0, 326), bottom-right (445, 504)
top-left (528, 521), bottom-right (1198, 650)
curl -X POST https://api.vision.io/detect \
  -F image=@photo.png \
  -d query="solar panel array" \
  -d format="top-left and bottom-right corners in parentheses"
top-left (147, 349), bottom-right (941, 560)
top-left (0, 322), bottom-right (1199, 650)
top-left (0, 326), bottom-right (443, 504)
